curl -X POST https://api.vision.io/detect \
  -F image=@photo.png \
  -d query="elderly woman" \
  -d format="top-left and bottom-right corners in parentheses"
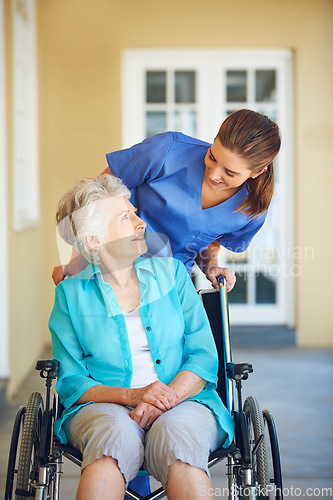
top-left (49, 174), bottom-right (235, 500)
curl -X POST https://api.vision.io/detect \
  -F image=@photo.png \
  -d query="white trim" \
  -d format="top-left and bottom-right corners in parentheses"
top-left (12, 0), bottom-right (39, 231)
top-left (0, 0), bottom-right (9, 378)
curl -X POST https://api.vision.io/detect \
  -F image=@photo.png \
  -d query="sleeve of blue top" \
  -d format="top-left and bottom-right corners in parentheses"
top-left (174, 259), bottom-right (219, 390)
top-left (49, 285), bottom-right (102, 410)
top-left (217, 211), bottom-right (267, 253)
top-left (105, 132), bottom-right (175, 189)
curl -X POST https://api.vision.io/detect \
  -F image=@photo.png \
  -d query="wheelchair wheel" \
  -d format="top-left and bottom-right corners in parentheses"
top-left (15, 392), bottom-right (44, 500)
top-left (4, 406), bottom-right (26, 500)
top-left (243, 396), bottom-right (269, 492)
top-left (263, 410), bottom-right (283, 500)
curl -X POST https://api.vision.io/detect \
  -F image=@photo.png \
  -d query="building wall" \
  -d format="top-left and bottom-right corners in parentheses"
top-left (4, 0), bottom-right (46, 397)
top-left (4, 0), bottom-right (333, 394)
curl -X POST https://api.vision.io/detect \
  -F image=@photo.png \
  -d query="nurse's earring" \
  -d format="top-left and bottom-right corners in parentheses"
top-left (252, 167), bottom-right (268, 179)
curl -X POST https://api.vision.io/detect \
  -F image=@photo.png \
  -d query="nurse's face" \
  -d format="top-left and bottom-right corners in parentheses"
top-left (203, 139), bottom-right (254, 193)
top-left (99, 196), bottom-right (147, 261)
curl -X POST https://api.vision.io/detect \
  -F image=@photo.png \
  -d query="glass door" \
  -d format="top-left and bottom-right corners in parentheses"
top-left (220, 68), bottom-right (284, 323)
top-left (122, 49), bottom-right (294, 326)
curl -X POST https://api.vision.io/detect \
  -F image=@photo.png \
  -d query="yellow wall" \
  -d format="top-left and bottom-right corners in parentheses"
top-left (5, 0), bottom-right (46, 397)
top-left (4, 0), bottom-right (333, 394)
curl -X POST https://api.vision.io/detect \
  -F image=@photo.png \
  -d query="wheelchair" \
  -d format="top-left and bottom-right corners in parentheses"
top-left (4, 276), bottom-right (283, 500)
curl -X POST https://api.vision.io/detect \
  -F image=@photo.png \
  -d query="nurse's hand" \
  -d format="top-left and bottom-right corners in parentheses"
top-left (206, 266), bottom-right (236, 292)
top-left (52, 250), bottom-right (88, 285)
top-left (52, 265), bottom-right (67, 285)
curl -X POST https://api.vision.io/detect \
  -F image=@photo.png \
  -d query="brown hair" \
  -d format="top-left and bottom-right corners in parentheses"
top-left (216, 109), bottom-right (281, 219)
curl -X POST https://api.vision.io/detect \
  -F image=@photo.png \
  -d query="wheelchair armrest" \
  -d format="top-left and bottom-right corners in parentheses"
top-left (35, 359), bottom-right (59, 379)
top-left (227, 362), bottom-right (253, 381)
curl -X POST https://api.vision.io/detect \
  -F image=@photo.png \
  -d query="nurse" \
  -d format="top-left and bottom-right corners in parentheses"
top-left (52, 109), bottom-right (281, 292)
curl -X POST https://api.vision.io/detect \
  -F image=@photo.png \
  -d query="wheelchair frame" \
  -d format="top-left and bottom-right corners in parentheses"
top-left (4, 276), bottom-right (283, 500)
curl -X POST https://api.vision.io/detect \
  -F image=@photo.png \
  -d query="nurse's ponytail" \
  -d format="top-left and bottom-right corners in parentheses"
top-left (216, 109), bottom-right (280, 219)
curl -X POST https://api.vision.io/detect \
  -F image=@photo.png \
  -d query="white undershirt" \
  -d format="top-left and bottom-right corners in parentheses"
top-left (123, 307), bottom-right (159, 389)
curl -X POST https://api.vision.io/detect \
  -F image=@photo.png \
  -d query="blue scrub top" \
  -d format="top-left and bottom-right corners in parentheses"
top-left (106, 132), bottom-right (266, 271)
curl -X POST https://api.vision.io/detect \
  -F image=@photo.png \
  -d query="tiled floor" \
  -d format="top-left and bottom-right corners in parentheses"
top-left (1, 346), bottom-right (332, 499)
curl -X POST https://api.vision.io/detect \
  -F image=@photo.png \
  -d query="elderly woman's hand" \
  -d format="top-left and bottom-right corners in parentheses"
top-left (129, 402), bottom-right (163, 430)
top-left (131, 381), bottom-right (178, 411)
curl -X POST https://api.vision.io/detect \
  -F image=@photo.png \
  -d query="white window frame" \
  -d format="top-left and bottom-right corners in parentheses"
top-left (12, 0), bottom-right (39, 231)
top-left (0, 0), bottom-right (9, 378)
top-left (122, 48), bottom-right (294, 327)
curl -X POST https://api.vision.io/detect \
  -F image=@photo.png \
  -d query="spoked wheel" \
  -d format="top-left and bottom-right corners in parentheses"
top-left (15, 392), bottom-right (44, 500)
top-left (262, 410), bottom-right (283, 500)
top-left (4, 406), bottom-right (26, 500)
top-left (243, 396), bottom-right (269, 496)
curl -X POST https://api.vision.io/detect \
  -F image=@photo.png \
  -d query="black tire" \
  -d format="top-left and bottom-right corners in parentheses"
top-left (4, 406), bottom-right (26, 500)
top-left (263, 410), bottom-right (283, 500)
top-left (15, 392), bottom-right (44, 500)
top-left (243, 396), bottom-right (269, 492)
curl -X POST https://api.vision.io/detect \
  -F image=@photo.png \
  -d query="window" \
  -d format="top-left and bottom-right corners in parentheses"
top-left (123, 49), bottom-right (294, 326)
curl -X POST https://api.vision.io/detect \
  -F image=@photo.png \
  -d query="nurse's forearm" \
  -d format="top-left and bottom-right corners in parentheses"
top-left (168, 370), bottom-right (206, 404)
top-left (195, 240), bottom-right (220, 274)
top-left (100, 166), bottom-right (112, 176)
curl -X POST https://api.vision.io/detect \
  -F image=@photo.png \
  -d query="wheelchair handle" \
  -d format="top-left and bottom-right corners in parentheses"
top-left (217, 274), bottom-right (227, 289)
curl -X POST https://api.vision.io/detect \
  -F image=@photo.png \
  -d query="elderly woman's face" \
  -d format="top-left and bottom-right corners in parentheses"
top-left (98, 196), bottom-right (147, 262)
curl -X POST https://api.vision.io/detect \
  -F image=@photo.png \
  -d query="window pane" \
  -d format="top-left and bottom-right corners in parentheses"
top-left (146, 71), bottom-right (166, 103)
top-left (257, 109), bottom-right (278, 122)
top-left (175, 71), bottom-right (195, 103)
top-left (228, 272), bottom-right (247, 304)
top-left (146, 111), bottom-right (166, 138)
top-left (252, 197), bottom-right (279, 265)
top-left (256, 273), bottom-right (276, 304)
top-left (174, 110), bottom-right (196, 136)
top-left (226, 71), bottom-right (247, 102)
top-left (255, 70), bottom-right (276, 102)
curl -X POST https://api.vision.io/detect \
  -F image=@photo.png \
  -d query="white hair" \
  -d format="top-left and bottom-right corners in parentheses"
top-left (56, 174), bottom-right (131, 264)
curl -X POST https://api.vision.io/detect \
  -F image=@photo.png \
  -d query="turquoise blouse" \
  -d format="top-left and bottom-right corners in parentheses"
top-left (49, 256), bottom-right (235, 447)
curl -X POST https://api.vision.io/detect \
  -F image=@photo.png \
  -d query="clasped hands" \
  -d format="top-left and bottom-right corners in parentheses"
top-left (129, 381), bottom-right (178, 431)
